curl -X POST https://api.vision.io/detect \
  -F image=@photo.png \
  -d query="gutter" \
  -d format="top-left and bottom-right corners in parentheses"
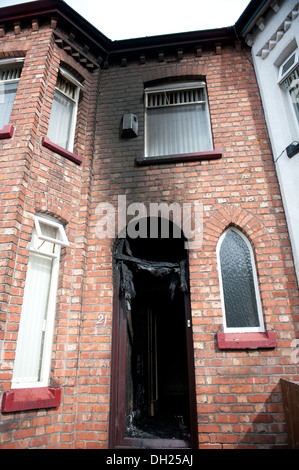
top-left (235, 0), bottom-right (271, 36)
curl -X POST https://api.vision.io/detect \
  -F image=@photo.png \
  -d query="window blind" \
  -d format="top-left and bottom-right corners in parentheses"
top-left (12, 253), bottom-right (53, 383)
top-left (47, 70), bottom-right (80, 151)
top-left (0, 64), bottom-right (22, 81)
top-left (284, 65), bottom-right (299, 124)
top-left (56, 73), bottom-right (77, 100)
top-left (145, 83), bottom-right (212, 158)
top-left (0, 63), bottom-right (22, 129)
top-left (146, 86), bottom-right (206, 108)
top-left (0, 82), bottom-right (18, 130)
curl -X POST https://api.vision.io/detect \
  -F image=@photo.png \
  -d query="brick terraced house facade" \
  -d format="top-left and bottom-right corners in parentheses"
top-left (0, 0), bottom-right (298, 449)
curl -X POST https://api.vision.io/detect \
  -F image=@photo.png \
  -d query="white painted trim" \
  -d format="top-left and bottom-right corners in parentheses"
top-left (11, 216), bottom-right (68, 389)
top-left (0, 57), bottom-right (25, 67)
top-left (35, 214), bottom-right (69, 247)
top-left (278, 50), bottom-right (299, 83)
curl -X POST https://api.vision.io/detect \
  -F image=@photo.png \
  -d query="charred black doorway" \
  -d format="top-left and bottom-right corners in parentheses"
top-left (110, 217), bottom-right (198, 449)
top-left (126, 269), bottom-right (191, 441)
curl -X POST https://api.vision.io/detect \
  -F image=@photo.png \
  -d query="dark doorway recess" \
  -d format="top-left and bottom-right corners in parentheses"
top-left (109, 217), bottom-right (198, 449)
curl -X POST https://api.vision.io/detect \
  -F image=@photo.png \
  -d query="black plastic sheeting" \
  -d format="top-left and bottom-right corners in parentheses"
top-left (115, 239), bottom-right (189, 302)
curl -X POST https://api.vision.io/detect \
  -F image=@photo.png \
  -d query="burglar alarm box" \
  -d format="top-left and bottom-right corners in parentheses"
top-left (121, 113), bottom-right (138, 138)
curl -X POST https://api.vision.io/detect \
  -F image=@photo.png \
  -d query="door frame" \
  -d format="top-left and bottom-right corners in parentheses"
top-left (109, 257), bottom-right (198, 449)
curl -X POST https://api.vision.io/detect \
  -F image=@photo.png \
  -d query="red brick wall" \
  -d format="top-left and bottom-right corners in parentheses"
top-left (0, 18), bottom-right (298, 450)
top-left (85, 42), bottom-right (299, 449)
top-left (0, 20), bottom-right (99, 448)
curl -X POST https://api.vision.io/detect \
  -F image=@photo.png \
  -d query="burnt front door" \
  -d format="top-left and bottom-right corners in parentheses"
top-left (109, 218), bottom-right (198, 449)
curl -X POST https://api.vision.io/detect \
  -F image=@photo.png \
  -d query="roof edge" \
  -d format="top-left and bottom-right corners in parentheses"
top-left (0, 0), bottom-right (112, 49)
top-left (235, 0), bottom-right (271, 36)
top-left (0, 0), bottom-right (236, 57)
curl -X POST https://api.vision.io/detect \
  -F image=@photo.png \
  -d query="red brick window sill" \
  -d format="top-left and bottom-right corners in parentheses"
top-left (216, 331), bottom-right (277, 350)
top-left (135, 147), bottom-right (222, 166)
top-left (42, 137), bottom-right (82, 165)
top-left (0, 124), bottom-right (14, 139)
top-left (1, 386), bottom-right (61, 413)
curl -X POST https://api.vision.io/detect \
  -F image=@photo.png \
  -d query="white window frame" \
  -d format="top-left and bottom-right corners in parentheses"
top-left (35, 215), bottom-right (69, 247)
top-left (278, 50), bottom-right (299, 84)
top-left (0, 57), bottom-right (24, 129)
top-left (144, 81), bottom-right (213, 158)
top-left (47, 67), bottom-right (83, 152)
top-left (12, 215), bottom-right (69, 389)
top-left (217, 227), bottom-right (265, 333)
top-left (278, 49), bottom-right (299, 130)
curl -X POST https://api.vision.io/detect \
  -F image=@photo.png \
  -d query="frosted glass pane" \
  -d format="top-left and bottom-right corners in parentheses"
top-left (146, 104), bottom-right (212, 157)
top-left (13, 253), bottom-right (52, 383)
top-left (220, 230), bottom-right (260, 328)
top-left (47, 89), bottom-right (74, 149)
top-left (0, 82), bottom-right (18, 129)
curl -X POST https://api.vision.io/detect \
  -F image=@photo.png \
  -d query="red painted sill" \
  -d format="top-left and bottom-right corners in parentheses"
top-left (217, 331), bottom-right (277, 350)
top-left (0, 124), bottom-right (14, 139)
top-left (42, 136), bottom-right (82, 165)
top-left (1, 386), bottom-right (61, 413)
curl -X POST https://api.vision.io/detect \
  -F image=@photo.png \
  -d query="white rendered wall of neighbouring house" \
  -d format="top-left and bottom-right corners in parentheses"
top-left (246, 0), bottom-right (299, 285)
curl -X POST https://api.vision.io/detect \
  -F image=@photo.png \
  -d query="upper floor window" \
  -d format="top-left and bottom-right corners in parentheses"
top-left (144, 81), bottom-right (213, 158)
top-left (278, 50), bottom-right (299, 128)
top-left (0, 58), bottom-right (24, 130)
top-left (12, 215), bottom-right (69, 389)
top-left (217, 227), bottom-right (264, 333)
top-left (47, 67), bottom-right (82, 151)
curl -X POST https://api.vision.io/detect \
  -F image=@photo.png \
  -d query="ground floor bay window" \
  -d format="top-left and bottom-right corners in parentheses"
top-left (110, 218), bottom-right (198, 449)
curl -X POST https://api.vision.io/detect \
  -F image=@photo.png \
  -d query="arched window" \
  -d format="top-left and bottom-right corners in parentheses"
top-left (217, 227), bottom-right (264, 332)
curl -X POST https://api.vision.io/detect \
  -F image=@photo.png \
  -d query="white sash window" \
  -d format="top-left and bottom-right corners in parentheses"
top-left (145, 81), bottom-right (213, 158)
top-left (12, 215), bottom-right (69, 388)
top-left (283, 65), bottom-right (299, 127)
top-left (47, 67), bottom-right (82, 151)
top-left (279, 50), bottom-right (299, 128)
top-left (0, 58), bottom-right (24, 130)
